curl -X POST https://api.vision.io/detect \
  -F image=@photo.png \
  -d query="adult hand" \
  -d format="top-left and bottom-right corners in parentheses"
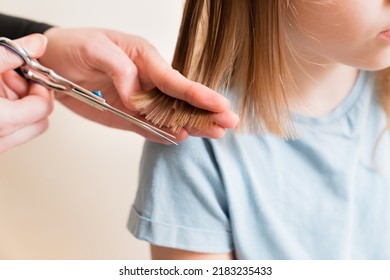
top-left (40, 28), bottom-right (239, 144)
top-left (0, 34), bottom-right (54, 153)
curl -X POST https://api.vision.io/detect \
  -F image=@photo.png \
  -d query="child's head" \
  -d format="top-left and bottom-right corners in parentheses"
top-left (134, 0), bottom-right (390, 137)
top-left (170, 0), bottom-right (390, 137)
top-left (286, 0), bottom-right (390, 71)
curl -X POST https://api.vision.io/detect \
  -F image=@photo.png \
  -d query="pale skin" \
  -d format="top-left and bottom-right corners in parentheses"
top-left (0, 28), bottom-right (239, 153)
top-left (0, 35), bottom-right (54, 153)
top-left (151, 0), bottom-right (390, 259)
top-left (286, 0), bottom-right (390, 116)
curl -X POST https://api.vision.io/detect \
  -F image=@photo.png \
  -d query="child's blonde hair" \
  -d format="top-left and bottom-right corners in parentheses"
top-left (134, 0), bottom-right (390, 138)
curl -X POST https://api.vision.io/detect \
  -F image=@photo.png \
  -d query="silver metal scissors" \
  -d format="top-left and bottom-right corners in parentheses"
top-left (0, 37), bottom-right (177, 145)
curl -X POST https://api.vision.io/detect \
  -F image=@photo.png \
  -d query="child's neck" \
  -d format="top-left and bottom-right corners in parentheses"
top-left (288, 58), bottom-right (359, 117)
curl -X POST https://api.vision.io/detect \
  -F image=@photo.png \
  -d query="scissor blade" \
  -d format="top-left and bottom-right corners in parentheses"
top-left (105, 104), bottom-right (178, 145)
top-left (1, 37), bottom-right (178, 145)
top-left (71, 88), bottom-right (178, 145)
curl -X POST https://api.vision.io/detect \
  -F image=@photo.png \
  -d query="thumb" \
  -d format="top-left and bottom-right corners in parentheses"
top-left (0, 34), bottom-right (47, 73)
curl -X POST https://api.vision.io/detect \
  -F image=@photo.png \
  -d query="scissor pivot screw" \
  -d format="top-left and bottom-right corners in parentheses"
top-left (92, 90), bottom-right (104, 98)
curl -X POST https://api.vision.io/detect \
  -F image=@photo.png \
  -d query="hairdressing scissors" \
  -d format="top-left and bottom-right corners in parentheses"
top-left (0, 37), bottom-right (177, 145)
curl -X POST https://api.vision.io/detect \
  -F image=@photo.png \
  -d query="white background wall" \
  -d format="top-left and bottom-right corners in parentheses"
top-left (0, 0), bottom-right (183, 259)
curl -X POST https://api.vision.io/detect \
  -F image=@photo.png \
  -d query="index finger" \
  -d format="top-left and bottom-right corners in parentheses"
top-left (137, 45), bottom-right (230, 113)
top-left (156, 67), bottom-right (230, 113)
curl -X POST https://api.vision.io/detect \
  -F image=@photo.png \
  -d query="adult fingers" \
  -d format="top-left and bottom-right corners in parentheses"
top-left (0, 83), bottom-right (54, 137)
top-left (106, 32), bottom-right (232, 113)
top-left (0, 34), bottom-right (47, 72)
top-left (2, 70), bottom-right (29, 98)
top-left (0, 118), bottom-right (49, 153)
top-left (132, 41), bottom-right (231, 113)
top-left (186, 125), bottom-right (226, 139)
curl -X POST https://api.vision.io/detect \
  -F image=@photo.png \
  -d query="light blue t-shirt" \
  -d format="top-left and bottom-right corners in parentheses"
top-left (129, 71), bottom-right (390, 259)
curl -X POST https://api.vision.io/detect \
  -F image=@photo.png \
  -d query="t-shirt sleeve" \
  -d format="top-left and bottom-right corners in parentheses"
top-left (128, 137), bottom-right (233, 254)
top-left (0, 13), bottom-right (53, 39)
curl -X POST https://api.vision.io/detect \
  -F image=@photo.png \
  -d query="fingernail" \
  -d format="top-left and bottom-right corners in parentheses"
top-left (25, 35), bottom-right (47, 53)
top-left (226, 98), bottom-right (231, 107)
